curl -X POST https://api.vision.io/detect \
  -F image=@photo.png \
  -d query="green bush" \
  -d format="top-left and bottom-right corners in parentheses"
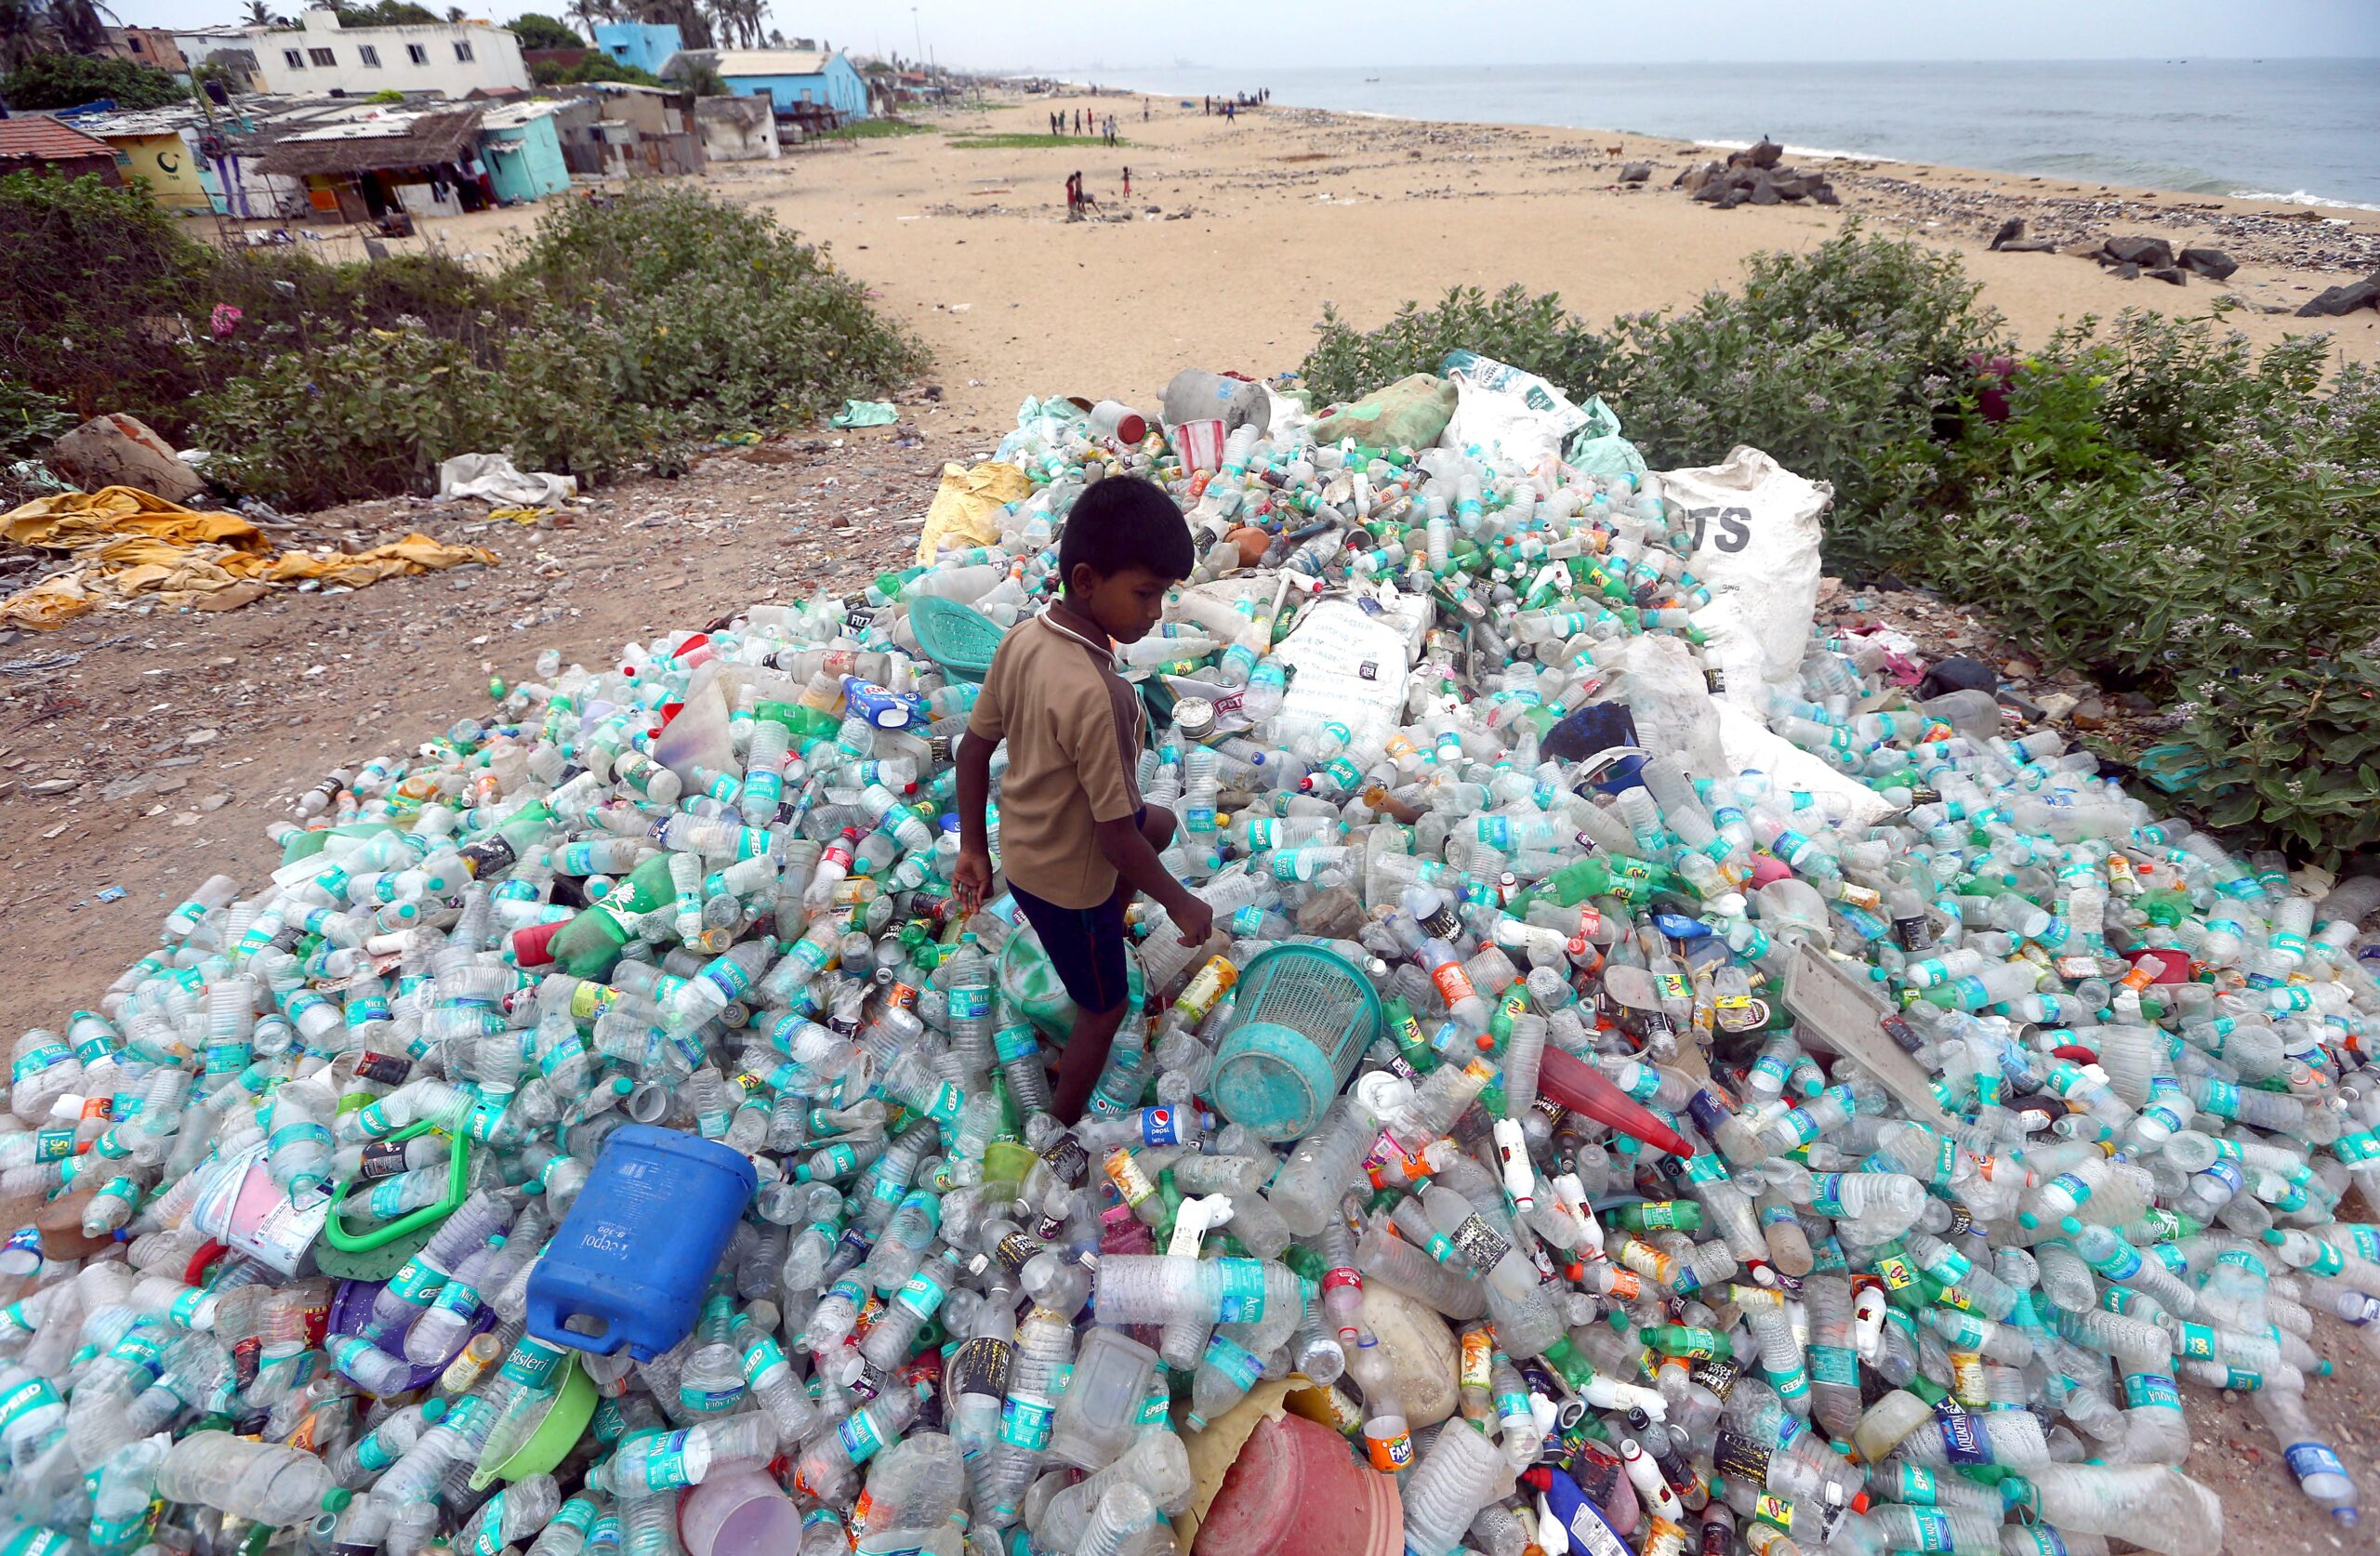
top-left (194, 186), bottom-right (924, 508)
top-left (0, 171), bottom-right (218, 421)
top-left (2, 172), bottom-right (923, 510)
top-left (534, 55), bottom-right (663, 86)
top-left (0, 53), bottom-right (187, 111)
top-left (497, 184), bottom-right (926, 430)
top-left (1300, 284), bottom-right (1621, 411)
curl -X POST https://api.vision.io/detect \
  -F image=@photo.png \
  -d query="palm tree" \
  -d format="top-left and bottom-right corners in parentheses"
top-left (239, 0), bottom-right (284, 24)
top-left (563, 0), bottom-right (612, 42)
top-left (0, 0), bottom-right (118, 67)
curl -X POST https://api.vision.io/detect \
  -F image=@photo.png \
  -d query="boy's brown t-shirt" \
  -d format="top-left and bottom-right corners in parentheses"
top-left (966, 611), bottom-right (1144, 908)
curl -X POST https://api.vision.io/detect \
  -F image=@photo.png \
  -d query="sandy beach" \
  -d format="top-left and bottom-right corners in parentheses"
top-left (350, 88), bottom-right (2380, 433)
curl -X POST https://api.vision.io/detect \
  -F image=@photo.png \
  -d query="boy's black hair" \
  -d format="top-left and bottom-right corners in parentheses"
top-left (1058, 473), bottom-right (1196, 586)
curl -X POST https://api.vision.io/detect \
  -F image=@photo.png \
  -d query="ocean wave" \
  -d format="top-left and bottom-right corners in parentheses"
top-left (1692, 137), bottom-right (1899, 164)
top-left (2228, 188), bottom-right (2380, 213)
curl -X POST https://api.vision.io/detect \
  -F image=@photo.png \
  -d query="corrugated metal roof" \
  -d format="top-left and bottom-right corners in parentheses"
top-left (709, 48), bottom-right (835, 77)
top-left (478, 99), bottom-right (566, 128)
top-left (0, 117), bottom-right (118, 162)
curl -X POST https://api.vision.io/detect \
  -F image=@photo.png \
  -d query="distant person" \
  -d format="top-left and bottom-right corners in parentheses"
top-left (1225, 100), bottom-right (1235, 123)
top-left (951, 476), bottom-right (1206, 1125)
top-left (1203, 95), bottom-right (1210, 116)
top-left (1143, 97), bottom-right (1150, 120)
top-left (1122, 165), bottom-right (1130, 198)
top-left (1075, 108), bottom-right (1083, 135)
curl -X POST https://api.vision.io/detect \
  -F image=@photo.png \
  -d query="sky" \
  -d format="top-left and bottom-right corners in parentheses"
top-left (124, 0), bottom-right (2380, 73)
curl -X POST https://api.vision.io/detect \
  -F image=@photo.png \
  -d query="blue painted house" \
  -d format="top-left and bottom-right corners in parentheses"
top-left (706, 48), bottom-right (869, 120)
top-left (477, 100), bottom-right (570, 203)
top-left (590, 21), bottom-right (681, 79)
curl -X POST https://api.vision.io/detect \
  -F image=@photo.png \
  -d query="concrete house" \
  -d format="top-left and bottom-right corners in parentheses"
top-left (701, 48), bottom-right (869, 121)
top-left (590, 21), bottom-right (681, 78)
top-left (249, 11), bottom-right (531, 99)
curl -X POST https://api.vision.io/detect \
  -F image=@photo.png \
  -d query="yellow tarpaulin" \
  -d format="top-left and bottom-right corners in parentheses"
top-left (916, 460), bottom-right (1031, 566)
top-left (1, 486), bottom-right (499, 630)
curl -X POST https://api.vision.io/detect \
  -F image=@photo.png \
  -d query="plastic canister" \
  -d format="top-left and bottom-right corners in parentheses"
top-left (1047, 1326), bottom-right (1159, 1470)
top-left (1193, 1411), bottom-right (1402, 1556)
top-left (525, 1125), bottom-right (757, 1360)
top-left (679, 1460), bottom-right (803, 1556)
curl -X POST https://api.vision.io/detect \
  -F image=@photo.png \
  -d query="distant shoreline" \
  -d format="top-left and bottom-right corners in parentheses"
top-left (1078, 61), bottom-right (2380, 213)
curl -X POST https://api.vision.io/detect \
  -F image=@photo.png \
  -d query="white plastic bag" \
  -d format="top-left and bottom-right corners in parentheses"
top-left (436, 452), bottom-right (576, 507)
top-left (1670, 446), bottom-right (1832, 692)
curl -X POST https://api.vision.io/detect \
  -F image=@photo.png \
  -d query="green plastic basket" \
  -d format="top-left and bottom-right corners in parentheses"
top-left (909, 594), bottom-right (1009, 683)
top-left (1210, 943), bottom-right (1382, 1141)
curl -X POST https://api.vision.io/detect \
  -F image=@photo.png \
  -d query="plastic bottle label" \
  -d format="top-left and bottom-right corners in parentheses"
top-left (1448, 1212), bottom-right (1513, 1272)
top-left (1807, 1342), bottom-right (1858, 1388)
top-left (9, 1044), bottom-right (68, 1083)
top-left (385, 1259), bottom-right (445, 1306)
top-left (1429, 959), bottom-right (1478, 1009)
top-left (998, 1396), bottom-right (1053, 1451)
top-left (947, 985), bottom-right (991, 1021)
top-left (1933, 1403), bottom-right (1990, 1465)
top-left (1203, 1331), bottom-right (1266, 1390)
top-left (1215, 1259), bottom-right (1269, 1323)
top-left (2284, 1440), bottom-right (2347, 1483)
top-left (2122, 1371), bottom-right (2180, 1410)
top-left (1904, 1510), bottom-right (1957, 1552)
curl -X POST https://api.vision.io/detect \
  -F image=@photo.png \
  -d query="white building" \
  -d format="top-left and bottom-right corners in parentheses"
top-left (246, 11), bottom-right (529, 99)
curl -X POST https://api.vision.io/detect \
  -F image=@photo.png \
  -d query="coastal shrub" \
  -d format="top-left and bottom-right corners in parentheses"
top-left (1300, 284), bottom-right (1620, 411)
top-left (1601, 225), bottom-right (2004, 550)
top-left (195, 187), bottom-right (924, 508)
top-left (497, 184), bottom-right (928, 430)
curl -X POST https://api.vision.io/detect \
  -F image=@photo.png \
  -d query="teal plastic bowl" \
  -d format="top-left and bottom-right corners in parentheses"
top-left (1208, 944), bottom-right (1382, 1141)
top-left (1210, 1019), bottom-right (1346, 1142)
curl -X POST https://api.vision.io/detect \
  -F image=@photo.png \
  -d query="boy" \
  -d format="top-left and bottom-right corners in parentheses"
top-left (951, 475), bottom-right (1210, 1122)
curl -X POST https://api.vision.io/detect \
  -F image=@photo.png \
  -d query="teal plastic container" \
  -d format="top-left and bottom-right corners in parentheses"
top-left (1209, 944), bottom-right (1382, 1141)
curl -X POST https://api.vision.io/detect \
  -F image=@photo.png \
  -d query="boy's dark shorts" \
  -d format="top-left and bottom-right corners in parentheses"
top-left (1009, 877), bottom-right (1130, 1014)
top-left (1008, 804), bottom-right (1155, 1014)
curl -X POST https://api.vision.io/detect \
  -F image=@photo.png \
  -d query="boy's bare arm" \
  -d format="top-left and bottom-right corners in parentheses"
top-left (952, 733), bottom-right (996, 916)
top-left (1095, 816), bottom-right (1210, 946)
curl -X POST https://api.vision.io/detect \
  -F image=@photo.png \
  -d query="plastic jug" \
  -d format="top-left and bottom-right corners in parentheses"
top-left (1194, 1411), bottom-right (1402, 1556)
top-left (679, 1460), bottom-right (804, 1556)
top-left (526, 1125), bottom-right (757, 1360)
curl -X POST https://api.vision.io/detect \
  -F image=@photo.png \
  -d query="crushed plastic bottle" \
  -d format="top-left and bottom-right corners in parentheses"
top-left (4, 376), bottom-right (2375, 1556)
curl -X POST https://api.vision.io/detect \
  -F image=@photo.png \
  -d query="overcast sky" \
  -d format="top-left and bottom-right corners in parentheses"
top-left (131, 0), bottom-right (2379, 72)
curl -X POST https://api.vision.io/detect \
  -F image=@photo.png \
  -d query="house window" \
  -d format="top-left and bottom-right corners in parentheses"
top-left (309, 46), bottom-right (336, 66)
top-left (127, 35), bottom-right (143, 52)
top-left (358, 44), bottom-right (380, 67)
top-left (284, 48), bottom-right (305, 69)
top-left (407, 43), bottom-right (428, 63)
top-left (453, 41), bottom-right (473, 61)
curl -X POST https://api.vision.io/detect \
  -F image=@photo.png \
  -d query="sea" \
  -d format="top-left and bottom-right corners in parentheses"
top-left (1114, 59), bottom-right (2380, 210)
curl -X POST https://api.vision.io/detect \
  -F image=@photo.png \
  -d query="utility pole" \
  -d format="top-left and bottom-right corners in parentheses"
top-left (910, 7), bottom-right (922, 73)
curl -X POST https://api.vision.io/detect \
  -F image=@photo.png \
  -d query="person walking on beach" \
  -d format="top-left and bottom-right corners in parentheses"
top-left (1121, 165), bottom-right (1130, 198)
top-left (1075, 108), bottom-right (1083, 135)
top-left (1142, 97), bottom-right (1149, 121)
top-left (1064, 169), bottom-right (1081, 220)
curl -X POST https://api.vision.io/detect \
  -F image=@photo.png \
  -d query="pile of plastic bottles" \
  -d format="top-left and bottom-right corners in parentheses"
top-left (6, 385), bottom-right (2378, 1556)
